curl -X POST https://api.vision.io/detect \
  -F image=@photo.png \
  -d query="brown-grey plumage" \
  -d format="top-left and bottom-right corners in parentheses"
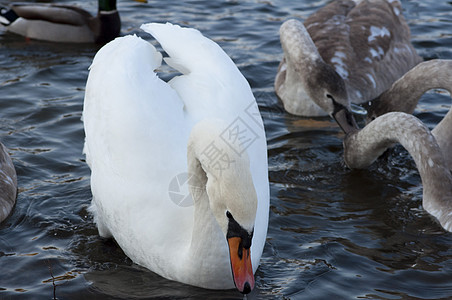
top-left (344, 112), bottom-right (452, 232)
top-left (0, 142), bottom-right (17, 223)
top-left (275, 0), bottom-right (422, 119)
top-left (432, 111), bottom-right (452, 171)
top-left (366, 59), bottom-right (452, 170)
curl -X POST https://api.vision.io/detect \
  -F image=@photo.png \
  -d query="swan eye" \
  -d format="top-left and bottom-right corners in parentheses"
top-left (226, 211), bottom-right (233, 219)
top-left (327, 94), bottom-right (340, 108)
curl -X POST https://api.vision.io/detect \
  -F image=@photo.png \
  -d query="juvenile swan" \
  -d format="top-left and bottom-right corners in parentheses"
top-left (344, 112), bottom-right (452, 232)
top-left (366, 59), bottom-right (452, 169)
top-left (275, 0), bottom-right (421, 130)
top-left (0, 142), bottom-right (17, 223)
top-left (83, 23), bottom-right (269, 293)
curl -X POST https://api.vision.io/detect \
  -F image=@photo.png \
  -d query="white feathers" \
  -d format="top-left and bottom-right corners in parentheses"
top-left (368, 26), bottom-right (391, 42)
top-left (83, 22), bottom-right (269, 290)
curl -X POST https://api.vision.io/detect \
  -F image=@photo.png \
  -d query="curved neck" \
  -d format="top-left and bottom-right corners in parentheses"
top-left (280, 19), bottom-right (325, 88)
top-left (367, 60), bottom-right (452, 118)
top-left (344, 112), bottom-right (452, 231)
top-left (280, 19), bottom-right (321, 65)
top-left (186, 141), bottom-right (227, 261)
top-left (432, 107), bottom-right (452, 170)
top-left (186, 118), bottom-right (257, 231)
top-left (277, 19), bottom-right (331, 116)
top-left (98, 0), bottom-right (117, 12)
top-left (183, 120), bottom-right (251, 288)
top-left (0, 143), bottom-right (17, 222)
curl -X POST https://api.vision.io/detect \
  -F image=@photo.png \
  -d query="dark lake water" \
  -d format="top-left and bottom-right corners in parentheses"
top-left (0, 0), bottom-right (451, 299)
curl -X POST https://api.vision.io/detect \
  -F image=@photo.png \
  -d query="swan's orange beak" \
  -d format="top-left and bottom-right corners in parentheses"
top-left (227, 236), bottom-right (254, 294)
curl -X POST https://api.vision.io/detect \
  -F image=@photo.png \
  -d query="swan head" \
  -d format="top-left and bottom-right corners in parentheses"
top-left (305, 60), bottom-right (359, 134)
top-left (279, 19), bottom-right (358, 133)
top-left (188, 119), bottom-right (258, 294)
top-left (205, 165), bottom-right (257, 294)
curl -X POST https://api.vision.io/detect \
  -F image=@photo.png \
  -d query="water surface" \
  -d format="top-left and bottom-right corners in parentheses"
top-left (0, 0), bottom-right (451, 299)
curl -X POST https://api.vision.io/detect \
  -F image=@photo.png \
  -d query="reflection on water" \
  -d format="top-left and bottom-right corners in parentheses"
top-left (0, 0), bottom-right (452, 299)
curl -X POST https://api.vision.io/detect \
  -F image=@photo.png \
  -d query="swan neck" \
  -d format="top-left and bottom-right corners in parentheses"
top-left (368, 60), bottom-right (452, 118)
top-left (345, 113), bottom-right (444, 172)
top-left (280, 19), bottom-right (322, 66)
top-left (186, 146), bottom-right (215, 240)
top-left (0, 143), bottom-right (17, 222)
top-left (432, 108), bottom-right (452, 170)
top-left (278, 19), bottom-right (336, 117)
top-left (184, 133), bottom-right (233, 286)
top-left (344, 112), bottom-right (452, 230)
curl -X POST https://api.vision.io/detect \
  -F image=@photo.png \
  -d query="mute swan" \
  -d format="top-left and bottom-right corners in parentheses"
top-left (365, 59), bottom-right (452, 170)
top-left (274, 0), bottom-right (421, 131)
top-left (0, 0), bottom-right (146, 44)
top-left (83, 22), bottom-right (269, 293)
top-left (0, 141), bottom-right (17, 223)
top-left (344, 112), bottom-right (452, 232)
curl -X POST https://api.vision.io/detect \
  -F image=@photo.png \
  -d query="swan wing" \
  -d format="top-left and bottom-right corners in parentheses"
top-left (84, 34), bottom-right (186, 173)
top-left (305, 0), bottom-right (421, 102)
top-left (141, 23), bottom-right (255, 124)
top-left (141, 22), bottom-right (269, 269)
top-left (83, 34), bottom-right (193, 256)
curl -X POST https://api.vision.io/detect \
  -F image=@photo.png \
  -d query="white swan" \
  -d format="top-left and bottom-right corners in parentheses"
top-left (0, 142), bottom-right (17, 223)
top-left (82, 22), bottom-right (269, 293)
top-left (344, 112), bottom-right (452, 232)
top-left (366, 59), bottom-right (452, 170)
top-left (274, 0), bottom-right (421, 129)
